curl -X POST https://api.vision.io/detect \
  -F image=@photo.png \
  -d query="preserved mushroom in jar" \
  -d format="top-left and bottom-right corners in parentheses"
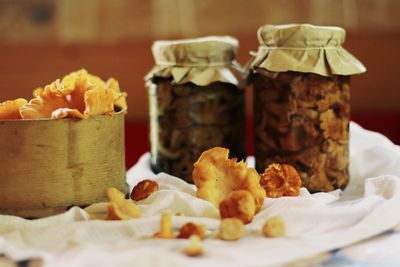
top-left (146, 37), bottom-right (246, 182)
top-left (250, 24), bottom-right (366, 192)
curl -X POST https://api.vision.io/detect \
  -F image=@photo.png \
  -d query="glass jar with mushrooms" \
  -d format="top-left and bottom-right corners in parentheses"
top-left (146, 36), bottom-right (246, 182)
top-left (250, 24), bottom-right (366, 192)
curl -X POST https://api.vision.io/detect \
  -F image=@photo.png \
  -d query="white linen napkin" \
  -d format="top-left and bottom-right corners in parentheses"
top-left (1, 122), bottom-right (400, 267)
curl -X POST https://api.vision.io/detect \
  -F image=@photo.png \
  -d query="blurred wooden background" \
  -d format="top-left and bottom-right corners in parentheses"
top-left (0, 0), bottom-right (399, 162)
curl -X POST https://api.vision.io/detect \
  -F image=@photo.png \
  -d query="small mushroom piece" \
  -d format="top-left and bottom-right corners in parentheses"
top-left (106, 187), bottom-right (141, 220)
top-left (219, 190), bottom-right (256, 224)
top-left (182, 235), bottom-right (204, 257)
top-left (219, 218), bottom-right (244, 241)
top-left (130, 179), bottom-right (159, 201)
top-left (262, 216), bottom-right (286, 238)
top-left (177, 222), bottom-right (205, 239)
top-left (260, 163), bottom-right (302, 198)
top-left (153, 210), bottom-right (175, 238)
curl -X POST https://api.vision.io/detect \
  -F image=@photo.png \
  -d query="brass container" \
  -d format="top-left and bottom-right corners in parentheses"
top-left (0, 111), bottom-right (126, 218)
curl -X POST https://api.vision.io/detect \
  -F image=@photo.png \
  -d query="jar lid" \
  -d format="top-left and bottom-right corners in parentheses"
top-left (146, 36), bottom-right (246, 87)
top-left (252, 24), bottom-right (366, 76)
top-left (152, 36), bottom-right (238, 67)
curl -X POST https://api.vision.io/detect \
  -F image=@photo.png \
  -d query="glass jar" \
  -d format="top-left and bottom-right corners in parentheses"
top-left (146, 37), bottom-right (246, 183)
top-left (250, 24), bottom-right (366, 192)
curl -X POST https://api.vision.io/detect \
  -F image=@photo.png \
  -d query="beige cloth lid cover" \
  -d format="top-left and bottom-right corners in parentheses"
top-left (146, 36), bottom-right (245, 87)
top-left (252, 24), bottom-right (366, 76)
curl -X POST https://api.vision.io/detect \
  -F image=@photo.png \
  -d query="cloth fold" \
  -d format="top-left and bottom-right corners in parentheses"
top-left (1, 122), bottom-right (400, 267)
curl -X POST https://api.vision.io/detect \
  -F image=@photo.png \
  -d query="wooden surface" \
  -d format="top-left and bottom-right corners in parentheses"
top-left (0, 32), bottom-right (399, 122)
top-left (0, 112), bottom-right (126, 218)
top-left (1, 0), bottom-right (399, 120)
top-left (1, 0), bottom-right (400, 42)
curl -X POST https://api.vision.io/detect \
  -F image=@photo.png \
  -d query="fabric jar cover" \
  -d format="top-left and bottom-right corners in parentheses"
top-left (251, 24), bottom-right (366, 76)
top-left (146, 36), bottom-right (246, 88)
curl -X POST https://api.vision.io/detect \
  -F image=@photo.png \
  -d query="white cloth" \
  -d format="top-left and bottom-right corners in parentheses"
top-left (1, 122), bottom-right (400, 267)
